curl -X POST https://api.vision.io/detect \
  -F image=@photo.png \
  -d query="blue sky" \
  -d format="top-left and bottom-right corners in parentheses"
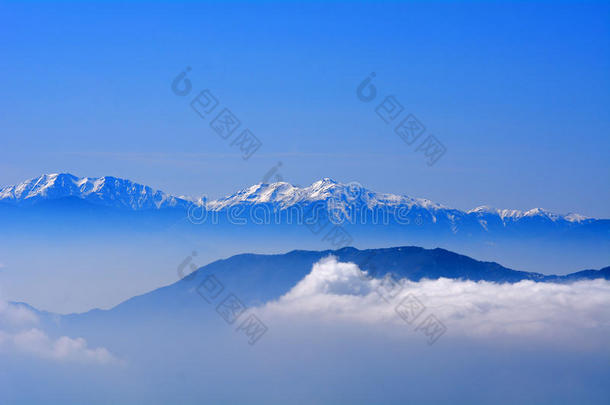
top-left (1, 0), bottom-right (609, 217)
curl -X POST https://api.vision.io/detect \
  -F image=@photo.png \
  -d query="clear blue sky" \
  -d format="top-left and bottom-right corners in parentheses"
top-left (1, 0), bottom-right (609, 217)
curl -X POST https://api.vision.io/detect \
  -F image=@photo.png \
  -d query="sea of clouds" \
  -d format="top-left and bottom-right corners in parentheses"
top-left (1, 257), bottom-right (609, 404)
top-left (262, 256), bottom-right (610, 348)
top-left (0, 298), bottom-right (121, 365)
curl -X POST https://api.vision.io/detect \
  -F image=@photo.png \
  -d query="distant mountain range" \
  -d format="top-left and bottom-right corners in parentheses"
top-left (0, 173), bottom-right (187, 210)
top-left (48, 245), bottom-right (610, 322)
top-left (14, 246), bottom-right (610, 405)
top-left (0, 173), bottom-right (602, 228)
top-left (17, 245), bottom-right (610, 335)
top-left (1, 173), bottom-right (608, 274)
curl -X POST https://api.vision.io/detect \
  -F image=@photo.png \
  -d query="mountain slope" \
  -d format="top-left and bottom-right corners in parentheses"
top-left (0, 173), bottom-right (600, 230)
top-left (2, 173), bottom-right (608, 275)
top-left (64, 245), bottom-right (610, 322)
top-left (0, 173), bottom-right (189, 210)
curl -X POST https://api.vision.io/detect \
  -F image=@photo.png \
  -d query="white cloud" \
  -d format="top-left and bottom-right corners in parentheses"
top-left (0, 300), bottom-right (38, 325)
top-left (261, 256), bottom-right (610, 347)
top-left (10, 328), bottom-right (121, 365)
top-left (0, 297), bottom-right (121, 365)
top-left (283, 256), bottom-right (376, 298)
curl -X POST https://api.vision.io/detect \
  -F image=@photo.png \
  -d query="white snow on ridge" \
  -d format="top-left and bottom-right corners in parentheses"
top-left (0, 173), bottom-right (592, 222)
top-left (467, 205), bottom-right (586, 223)
top-left (208, 177), bottom-right (448, 213)
top-left (0, 173), bottom-right (187, 210)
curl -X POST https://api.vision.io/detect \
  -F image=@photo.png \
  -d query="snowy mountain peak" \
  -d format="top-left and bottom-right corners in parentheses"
top-left (467, 205), bottom-right (586, 223)
top-left (0, 174), bottom-right (594, 224)
top-left (0, 173), bottom-right (187, 210)
top-left (208, 178), bottom-right (447, 212)
top-left (564, 212), bottom-right (589, 222)
top-left (312, 177), bottom-right (339, 186)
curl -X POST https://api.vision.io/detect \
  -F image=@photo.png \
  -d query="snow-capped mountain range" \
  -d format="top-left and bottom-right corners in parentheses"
top-left (1, 173), bottom-right (607, 277)
top-left (0, 173), bottom-right (186, 210)
top-left (0, 173), bottom-right (598, 226)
